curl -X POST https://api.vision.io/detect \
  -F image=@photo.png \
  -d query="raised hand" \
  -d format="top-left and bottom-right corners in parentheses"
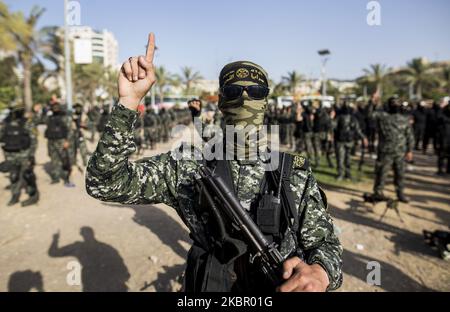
top-left (118, 33), bottom-right (156, 110)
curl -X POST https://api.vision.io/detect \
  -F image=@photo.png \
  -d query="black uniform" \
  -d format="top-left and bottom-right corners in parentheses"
top-left (412, 105), bottom-right (427, 150)
top-left (437, 104), bottom-right (450, 174)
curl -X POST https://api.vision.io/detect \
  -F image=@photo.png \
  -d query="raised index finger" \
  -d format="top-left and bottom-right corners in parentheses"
top-left (145, 33), bottom-right (155, 63)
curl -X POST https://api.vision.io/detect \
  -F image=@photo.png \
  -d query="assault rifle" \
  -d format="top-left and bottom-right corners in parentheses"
top-left (195, 166), bottom-right (285, 287)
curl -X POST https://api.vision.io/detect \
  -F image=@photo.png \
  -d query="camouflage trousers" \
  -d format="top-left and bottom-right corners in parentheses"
top-left (70, 134), bottom-right (89, 167)
top-left (336, 141), bottom-right (354, 178)
top-left (87, 121), bottom-right (97, 142)
top-left (144, 127), bottom-right (158, 149)
top-left (286, 124), bottom-right (295, 147)
top-left (304, 133), bottom-right (315, 162)
top-left (47, 139), bottom-right (70, 183)
top-left (312, 132), bottom-right (326, 166)
top-left (4, 150), bottom-right (38, 198)
top-left (437, 145), bottom-right (450, 173)
top-left (373, 152), bottom-right (406, 196)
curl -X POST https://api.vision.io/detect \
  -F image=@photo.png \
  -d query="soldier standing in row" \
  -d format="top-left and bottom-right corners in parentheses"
top-left (86, 34), bottom-right (342, 292)
top-left (334, 102), bottom-right (367, 181)
top-left (143, 105), bottom-right (159, 150)
top-left (372, 96), bottom-right (414, 203)
top-left (302, 104), bottom-right (315, 163)
top-left (412, 101), bottom-right (427, 151)
top-left (436, 100), bottom-right (450, 175)
top-left (44, 103), bottom-right (72, 186)
top-left (87, 105), bottom-right (101, 142)
top-left (312, 103), bottom-right (328, 167)
top-left (0, 105), bottom-right (39, 206)
top-left (70, 103), bottom-right (89, 167)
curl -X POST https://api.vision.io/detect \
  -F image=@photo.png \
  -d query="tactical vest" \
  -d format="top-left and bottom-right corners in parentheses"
top-left (336, 114), bottom-right (356, 142)
top-left (143, 114), bottom-right (156, 127)
top-left (45, 116), bottom-right (68, 140)
top-left (2, 121), bottom-right (31, 152)
top-left (184, 153), bottom-right (303, 292)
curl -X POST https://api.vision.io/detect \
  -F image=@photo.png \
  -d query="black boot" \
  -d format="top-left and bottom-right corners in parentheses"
top-left (21, 192), bottom-right (39, 207)
top-left (397, 193), bottom-right (410, 203)
top-left (8, 194), bottom-right (20, 206)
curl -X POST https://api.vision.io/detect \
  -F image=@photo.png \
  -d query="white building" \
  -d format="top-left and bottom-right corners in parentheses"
top-left (68, 26), bottom-right (119, 68)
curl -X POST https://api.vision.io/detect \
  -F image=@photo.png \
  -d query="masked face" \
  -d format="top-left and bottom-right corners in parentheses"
top-left (219, 81), bottom-right (267, 128)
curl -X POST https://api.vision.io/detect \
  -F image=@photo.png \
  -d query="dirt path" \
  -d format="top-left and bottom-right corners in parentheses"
top-left (0, 125), bottom-right (449, 292)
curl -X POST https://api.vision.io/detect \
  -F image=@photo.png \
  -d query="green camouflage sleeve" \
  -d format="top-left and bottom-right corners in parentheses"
top-left (85, 103), bottom-right (178, 207)
top-left (405, 118), bottom-right (414, 153)
top-left (23, 118), bottom-right (38, 156)
top-left (297, 169), bottom-right (343, 291)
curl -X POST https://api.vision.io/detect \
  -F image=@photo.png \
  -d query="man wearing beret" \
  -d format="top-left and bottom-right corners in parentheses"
top-left (86, 33), bottom-right (343, 292)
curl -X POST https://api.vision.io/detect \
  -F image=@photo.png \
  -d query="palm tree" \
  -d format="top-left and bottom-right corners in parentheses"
top-left (441, 66), bottom-right (450, 94)
top-left (401, 58), bottom-right (438, 100)
top-left (0, 2), bottom-right (46, 112)
top-left (269, 79), bottom-right (287, 99)
top-left (73, 62), bottom-right (104, 105)
top-left (38, 26), bottom-right (65, 86)
top-left (362, 64), bottom-right (390, 100)
top-left (282, 71), bottom-right (302, 95)
top-left (155, 66), bottom-right (177, 103)
top-left (101, 66), bottom-right (119, 103)
top-left (178, 66), bottom-right (202, 95)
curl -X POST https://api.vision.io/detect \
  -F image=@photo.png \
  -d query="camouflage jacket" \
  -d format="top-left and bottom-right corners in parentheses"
top-left (86, 103), bottom-right (343, 291)
top-left (374, 111), bottom-right (414, 155)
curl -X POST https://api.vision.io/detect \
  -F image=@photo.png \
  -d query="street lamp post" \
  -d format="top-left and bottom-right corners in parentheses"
top-left (64, 0), bottom-right (73, 112)
top-left (318, 49), bottom-right (331, 98)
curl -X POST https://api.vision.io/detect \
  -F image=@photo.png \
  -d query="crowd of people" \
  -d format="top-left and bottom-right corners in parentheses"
top-left (0, 96), bottom-right (192, 207)
top-left (1, 93), bottom-right (449, 208)
top-left (267, 96), bottom-right (450, 202)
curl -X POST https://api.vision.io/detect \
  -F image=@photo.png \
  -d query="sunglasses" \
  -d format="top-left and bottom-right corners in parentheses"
top-left (220, 85), bottom-right (270, 101)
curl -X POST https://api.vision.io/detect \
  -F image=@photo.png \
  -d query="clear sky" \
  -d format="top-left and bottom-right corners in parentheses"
top-left (4, 0), bottom-right (450, 81)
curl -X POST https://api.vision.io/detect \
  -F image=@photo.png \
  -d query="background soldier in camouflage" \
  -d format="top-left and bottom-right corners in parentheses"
top-left (143, 105), bottom-right (159, 149)
top-left (44, 104), bottom-right (72, 185)
top-left (373, 96), bottom-right (415, 203)
top-left (334, 102), bottom-right (367, 181)
top-left (70, 103), bottom-right (89, 167)
top-left (0, 105), bottom-right (39, 206)
top-left (87, 105), bottom-right (101, 142)
top-left (86, 33), bottom-right (342, 292)
top-left (302, 103), bottom-right (315, 163)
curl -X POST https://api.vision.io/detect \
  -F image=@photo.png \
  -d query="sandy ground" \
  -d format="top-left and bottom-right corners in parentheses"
top-left (0, 125), bottom-right (449, 292)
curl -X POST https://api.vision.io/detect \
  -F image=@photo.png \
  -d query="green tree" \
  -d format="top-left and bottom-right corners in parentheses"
top-left (441, 65), bottom-right (450, 95)
top-left (99, 66), bottom-right (118, 103)
top-left (177, 66), bottom-right (202, 95)
top-left (0, 2), bottom-right (46, 112)
top-left (155, 66), bottom-right (176, 103)
top-left (0, 57), bottom-right (19, 109)
top-left (401, 58), bottom-right (439, 100)
top-left (282, 70), bottom-right (303, 95)
top-left (362, 64), bottom-right (390, 100)
top-left (73, 63), bottom-right (104, 105)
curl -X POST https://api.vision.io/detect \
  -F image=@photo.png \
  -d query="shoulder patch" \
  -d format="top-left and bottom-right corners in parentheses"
top-left (287, 153), bottom-right (308, 170)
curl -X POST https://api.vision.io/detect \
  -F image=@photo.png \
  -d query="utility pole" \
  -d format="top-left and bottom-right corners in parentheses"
top-left (64, 0), bottom-right (73, 112)
top-left (318, 49), bottom-right (331, 98)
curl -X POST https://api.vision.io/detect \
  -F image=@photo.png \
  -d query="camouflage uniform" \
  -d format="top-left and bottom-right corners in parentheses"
top-left (70, 113), bottom-right (89, 167)
top-left (335, 114), bottom-right (365, 179)
top-left (1, 116), bottom-right (39, 205)
top-left (45, 113), bottom-right (72, 183)
top-left (143, 110), bottom-right (159, 149)
top-left (373, 111), bottom-right (414, 197)
top-left (86, 104), bottom-right (343, 291)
